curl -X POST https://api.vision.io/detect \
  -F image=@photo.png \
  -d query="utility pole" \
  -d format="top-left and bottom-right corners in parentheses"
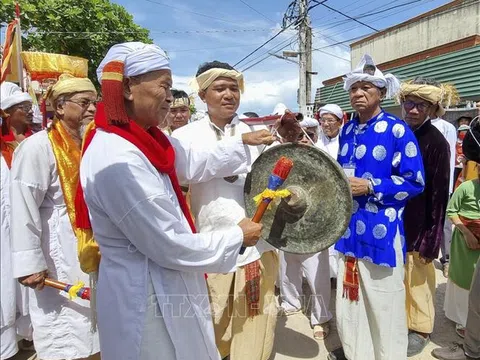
top-left (298, 0), bottom-right (308, 115)
top-left (282, 0), bottom-right (315, 115)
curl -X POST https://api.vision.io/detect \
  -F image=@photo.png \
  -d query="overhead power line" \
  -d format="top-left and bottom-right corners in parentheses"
top-left (314, 1), bottom-right (379, 32)
top-left (145, 0), bottom-right (247, 27)
top-left (237, 0), bottom-right (277, 24)
top-left (233, 0), bottom-right (326, 68)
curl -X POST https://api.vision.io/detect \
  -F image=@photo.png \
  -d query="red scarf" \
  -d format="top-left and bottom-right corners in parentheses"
top-left (75, 103), bottom-right (196, 234)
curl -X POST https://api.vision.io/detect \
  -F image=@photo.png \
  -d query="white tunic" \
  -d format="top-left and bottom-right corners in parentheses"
top-left (80, 130), bottom-right (251, 360)
top-left (1, 156), bottom-right (15, 331)
top-left (431, 117), bottom-right (456, 193)
top-left (314, 128), bottom-right (341, 278)
top-left (315, 128), bottom-right (340, 159)
top-left (172, 115), bottom-right (276, 267)
top-left (1, 155), bottom-right (19, 359)
top-left (10, 131), bottom-right (100, 360)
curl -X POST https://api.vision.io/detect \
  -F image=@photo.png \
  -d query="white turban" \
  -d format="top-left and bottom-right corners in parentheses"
top-left (1, 82), bottom-right (32, 110)
top-left (343, 54), bottom-right (400, 99)
top-left (320, 104), bottom-right (343, 120)
top-left (272, 103), bottom-right (288, 115)
top-left (97, 42), bottom-right (170, 81)
top-left (299, 116), bottom-right (319, 128)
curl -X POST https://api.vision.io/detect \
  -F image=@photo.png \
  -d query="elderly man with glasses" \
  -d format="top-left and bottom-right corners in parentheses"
top-left (10, 74), bottom-right (101, 360)
top-left (0, 82), bottom-right (34, 144)
top-left (399, 77), bottom-right (452, 357)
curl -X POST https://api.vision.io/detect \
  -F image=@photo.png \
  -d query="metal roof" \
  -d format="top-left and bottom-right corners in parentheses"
top-left (318, 45), bottom-right (480, 112)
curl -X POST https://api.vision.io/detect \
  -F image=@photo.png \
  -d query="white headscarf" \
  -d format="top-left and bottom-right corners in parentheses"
top-left (272, 103), bottom-right (288, 115)
top-left (343, 54), bottom-right (400, 99)
top-left (97, 42), bottom-right (170, 81)
top-left (299, 116), bottom-right (319, 128)
top-left (0, 82), bottom-right (32, 110)
top-left (319, 104), bottom-right (343, 120)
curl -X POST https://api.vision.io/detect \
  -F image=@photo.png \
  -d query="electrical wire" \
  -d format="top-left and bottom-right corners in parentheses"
top-left (236, 0), bottom-right (277, 24)
top-left (314, 1), bottom-right (379, 32)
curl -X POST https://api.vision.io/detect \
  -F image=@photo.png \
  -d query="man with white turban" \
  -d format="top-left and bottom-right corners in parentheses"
top-left (279, 116), bottom-right (333, 340)
top-left (1, 110), bottom-right (19, 360)
top-left (399, 77), bottom-right (451, 357)
top-left (328, 55), bottom-right (425, 360)
top-left (173, 60), bottom-right (278, 360)
top-left (315, 104), bottom-right (344, 280)
top-left (10, 74), bottom-right (100, 360)
top-left (0, 82), bottom-right (33, 143)
top-left (316, 104), bottom-right (343, 158)
top-left (75, 42), bottom-right (275, 360)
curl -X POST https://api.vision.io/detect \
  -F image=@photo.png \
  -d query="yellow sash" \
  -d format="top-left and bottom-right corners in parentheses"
top-left (48, 120), bottom-right (100, 274)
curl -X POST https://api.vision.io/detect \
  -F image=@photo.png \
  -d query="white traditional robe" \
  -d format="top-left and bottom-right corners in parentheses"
top-left (10, 131), bottom-right (100, 360)
top-left (172, 115), bottom-right (276, 266)
top-left (315, 128), bottom-right (340, 159)
top-left (80, 129), bottom-right (251, 360)
top-left (431, 117), bottom-right (456, 193)
top-left (431, 117), bottom-right (457, 263)
top-left (1, 156), bottom-right (18, 360)
top-left (315, 128), bottom-right (341, 278)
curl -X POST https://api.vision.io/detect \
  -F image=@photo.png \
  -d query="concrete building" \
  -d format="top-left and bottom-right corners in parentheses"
top-left (317, 0), bottom-right (480, 122)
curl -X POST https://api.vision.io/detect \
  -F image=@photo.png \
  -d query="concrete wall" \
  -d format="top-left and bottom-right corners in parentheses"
top-left (351, 1), bottom-right (480, 66)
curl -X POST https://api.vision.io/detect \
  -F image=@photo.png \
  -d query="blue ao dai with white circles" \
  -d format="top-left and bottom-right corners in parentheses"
top-left (335, 110), bottom-right (425, 267)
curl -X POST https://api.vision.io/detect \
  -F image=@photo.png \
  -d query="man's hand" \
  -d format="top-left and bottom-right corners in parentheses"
top-left (348, 177), bottom-right (370, 196)
top-left (238, 218), bottom-right (263, 247)
top-left (463, 229), bottom-right (480, 250)
top-left (242, 130), bottom-right (276, 146)
top-left (18, 270), bottom-right (48, 290)
top-left (419, 255), bottom-right (433, 265)
top-left (275, 112), bottom-right (302, 143)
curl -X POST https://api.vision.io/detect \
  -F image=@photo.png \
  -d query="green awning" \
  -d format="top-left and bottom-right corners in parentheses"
top-left (318, 45), bottom-right (480, 112)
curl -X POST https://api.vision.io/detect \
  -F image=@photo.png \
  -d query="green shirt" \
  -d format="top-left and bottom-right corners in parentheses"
top-left (447, 179), bottom-right (480, 290)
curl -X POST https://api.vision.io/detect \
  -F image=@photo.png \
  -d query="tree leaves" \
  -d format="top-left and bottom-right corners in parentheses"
top-left (1, 0), bottom-right (152, 87)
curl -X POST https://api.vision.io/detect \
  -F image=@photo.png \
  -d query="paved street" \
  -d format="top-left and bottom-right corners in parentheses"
top-left (271, 261), bottom-right (458, 360)
top-left (12, 261), bottom-right (459, 360)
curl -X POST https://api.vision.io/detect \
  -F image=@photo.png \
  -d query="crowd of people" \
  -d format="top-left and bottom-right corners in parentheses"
top-left (0, 41), bottom-right (479, 360)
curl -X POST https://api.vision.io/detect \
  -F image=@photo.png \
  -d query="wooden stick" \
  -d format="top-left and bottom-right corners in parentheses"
top-left (252, 201), bottom-right (270, 223)
top-left (44, 278), bottom-right (68, 290)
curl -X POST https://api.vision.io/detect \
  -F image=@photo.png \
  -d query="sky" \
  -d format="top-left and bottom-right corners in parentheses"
top-left (5, 0), bottom-right (453, 115)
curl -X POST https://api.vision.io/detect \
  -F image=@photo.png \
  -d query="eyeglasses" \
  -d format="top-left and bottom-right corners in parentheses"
top-left (321, 118), bottom-right (339, 125)
top-left (403, 100), bottom-right (430, 113)
top-left (13, 104), bottom-right (33, 112)
top-left (297, 131), bottom-right (316, 141)
top-left (65, 99), bottom-right (98, 108)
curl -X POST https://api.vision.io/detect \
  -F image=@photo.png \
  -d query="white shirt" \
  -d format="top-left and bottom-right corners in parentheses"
top-left (172, 115), bottom-right (276, 267)
top-left (10, 131), bottom-right (100, 359)
top-left (315, 129), bottom-right (340, 159)
top-left (431, 117), bottom-right (456, 193)
top-left (80, 130), bottom-right (250, 360)
top-left (0, 156), bottom-right (15, 329)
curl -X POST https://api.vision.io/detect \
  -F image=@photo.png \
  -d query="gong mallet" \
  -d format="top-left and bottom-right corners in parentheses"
top-left (240, 156), bottom-right (294, 254)
top-left (44, 278), bottom-right (91, 301)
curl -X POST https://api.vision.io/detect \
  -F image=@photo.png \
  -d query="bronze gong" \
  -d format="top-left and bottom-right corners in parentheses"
top-left (244, 143), bottom-right (352, 254)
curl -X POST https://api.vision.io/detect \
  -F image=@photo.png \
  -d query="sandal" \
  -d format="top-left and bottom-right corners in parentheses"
top-left (455, 324), bottom-right (466, 338)
top-left (313, 323), bottom-right (330, 340)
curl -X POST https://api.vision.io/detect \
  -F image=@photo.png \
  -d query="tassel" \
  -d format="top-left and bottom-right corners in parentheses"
top-left (342, 256), bottom-right (360, 302)
top-left (101, 61), bottom-right (129, 124)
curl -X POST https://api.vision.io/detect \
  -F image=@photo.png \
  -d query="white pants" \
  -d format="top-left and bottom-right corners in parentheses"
top-left (1, 325), bottom-right (18, 360)
top-left (336, 232), bottom-right (407, 360)
top-left (329, 246), bottom-right (339, 278)
top-left (280, 250), bottom-right (332, 326)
